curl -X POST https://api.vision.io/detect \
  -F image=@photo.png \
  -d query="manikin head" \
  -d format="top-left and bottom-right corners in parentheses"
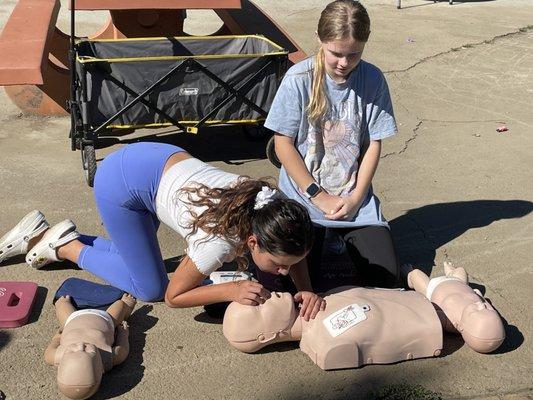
top-left (57, 343), bottom-right (103, 400)
top-left (459, 300), bottom-right (506, 353)
top-left (223, 292), bottom-right (301, 353)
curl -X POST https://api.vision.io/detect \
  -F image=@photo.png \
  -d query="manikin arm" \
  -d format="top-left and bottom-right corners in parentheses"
top-left (444, 261), bottom-right (468, 282)
top-left (404, 262), bottom-right (467, 295)
top-left (106, 293), bottom-right (136, 328)
top-left (112, 321), bottom-right (130, 366)
top-left (44, 332), bottom-right (61, 365)
top-left (407, 269), bottom-right (431, 294)
top-left (55, 296), bottom-right (76, 328)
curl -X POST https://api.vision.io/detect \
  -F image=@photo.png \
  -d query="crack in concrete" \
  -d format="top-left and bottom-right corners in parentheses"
top-left (382, 120), bottom-right (422, 158)
top-left (383, 27), bottom-right (532, 75)
top-left (380, 112), bottom-right (513, 159)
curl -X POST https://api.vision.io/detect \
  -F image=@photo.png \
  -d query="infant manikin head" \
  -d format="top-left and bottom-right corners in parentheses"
top-left (223, 292), bottom-right (299, 353)
top-left (57, 343), bottom-right (103, 400)
top-left (459, 300), bottom-right (505, 353)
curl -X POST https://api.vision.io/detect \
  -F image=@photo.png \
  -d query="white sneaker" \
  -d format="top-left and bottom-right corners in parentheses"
top-left (25, 219), bottom-right (80, 269)
top-left (0, 210), bottom-right (49, 264)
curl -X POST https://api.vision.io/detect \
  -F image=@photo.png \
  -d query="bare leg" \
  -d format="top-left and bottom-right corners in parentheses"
top-left (443, 261), bottom-right (468, 283)
top-left (106, 294), bottom-right (136, 328)
top-left (56, 239), bottom-right (85, 263)
top-left (55, 295), bottom-right (77, 328)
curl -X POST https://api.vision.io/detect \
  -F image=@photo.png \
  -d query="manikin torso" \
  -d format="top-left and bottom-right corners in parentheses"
top-left (430, 278), bottom-right (474, 332)
top-left (299, 287), bottom-right (443, 370)
top-left (55, 310), bottom-right (115, 371)
top-left (223, 286), bottom-right (443, 370)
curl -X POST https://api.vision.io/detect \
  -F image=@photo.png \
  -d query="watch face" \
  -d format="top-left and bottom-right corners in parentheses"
top-left (306, 183), bottom-right (321, 197)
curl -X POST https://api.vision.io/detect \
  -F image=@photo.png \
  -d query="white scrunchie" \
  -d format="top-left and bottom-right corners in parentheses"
top-left (254, 186), bottom-right (278, 210)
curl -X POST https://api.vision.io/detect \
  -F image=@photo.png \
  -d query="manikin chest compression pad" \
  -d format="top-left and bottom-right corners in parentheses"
top-left (54, 278), bottom-right (125, 310)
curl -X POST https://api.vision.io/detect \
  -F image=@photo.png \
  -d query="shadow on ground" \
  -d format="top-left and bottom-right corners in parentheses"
top-left (94, 124), bottom-right (273, 165)
top-left (94, 305), bottom-right (158, 399)
top-left (492, 313), bottom-right (524, 354)
top-left (390, 200), bottom-right (533, 274)
top-left (27, 286), bottom-right (48, 325)
top-left (280, 369), bottom-right (443, 400)
top-left (0, 330), bottom-right (11, 351)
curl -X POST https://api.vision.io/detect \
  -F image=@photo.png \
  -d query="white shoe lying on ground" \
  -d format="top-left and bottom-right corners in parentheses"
top-left (25, 219), bottom-right (80, 269)
top-left (0, 210), bottom-right (49, 264)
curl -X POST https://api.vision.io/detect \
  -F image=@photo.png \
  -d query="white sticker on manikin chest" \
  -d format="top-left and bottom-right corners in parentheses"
top-left (323, 303), bottom-right (370, 338)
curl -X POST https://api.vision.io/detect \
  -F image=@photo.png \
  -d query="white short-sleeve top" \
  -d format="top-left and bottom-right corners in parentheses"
top-left (155, 158), bottom-right (240, 275)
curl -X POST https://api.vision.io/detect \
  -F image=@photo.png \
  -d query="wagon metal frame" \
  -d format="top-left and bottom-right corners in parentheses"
top-left (68, 2), bottom-right (288, 186)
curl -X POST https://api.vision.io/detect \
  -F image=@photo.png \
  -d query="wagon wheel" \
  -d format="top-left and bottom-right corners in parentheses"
top-left (69, 115), bottom-right (83, 151)
top-left (81, 144), bottom-right (97, 187)
top-left (266, 136), bottom-right (281, 168)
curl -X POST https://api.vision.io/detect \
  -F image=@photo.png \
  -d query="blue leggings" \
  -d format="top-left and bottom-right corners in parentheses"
top-left (77, 142), bottom-right (184, 301)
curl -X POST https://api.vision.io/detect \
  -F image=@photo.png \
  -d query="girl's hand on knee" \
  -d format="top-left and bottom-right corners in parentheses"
top-left (293, 291), bottom-right (326, 321)
top-left (232, 281), bottom-right (271, 306)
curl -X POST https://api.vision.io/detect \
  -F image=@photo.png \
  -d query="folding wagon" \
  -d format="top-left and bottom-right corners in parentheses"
top-left (69, 29), bottom-right (288, 186)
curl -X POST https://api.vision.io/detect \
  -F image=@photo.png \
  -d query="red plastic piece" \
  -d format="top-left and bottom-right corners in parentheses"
top-left (0, 282), bottom-right (38, 328)
top-left (496, 125), bottom-right (508, 133)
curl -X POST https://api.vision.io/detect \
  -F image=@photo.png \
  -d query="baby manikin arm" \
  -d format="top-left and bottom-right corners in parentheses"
top-left (406, 268), bottom-right (430, 294)
top-left (112, 322), bottom-right (130, 366)
top-left (44, 332), bottom-right (61, 365)
top-left (444, 261), bottom-right (467, 282)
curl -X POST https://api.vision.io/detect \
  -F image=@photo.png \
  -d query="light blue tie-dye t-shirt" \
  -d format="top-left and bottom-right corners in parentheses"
top-left (265, 58), bottom-right (397, 228)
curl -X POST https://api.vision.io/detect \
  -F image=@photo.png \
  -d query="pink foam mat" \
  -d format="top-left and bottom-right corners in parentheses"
top-left (0, 281), bottom-right (38, 328)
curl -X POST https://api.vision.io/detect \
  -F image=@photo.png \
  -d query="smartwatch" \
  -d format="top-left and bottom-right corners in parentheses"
top-left (304, 182), bottom-right (322, 199)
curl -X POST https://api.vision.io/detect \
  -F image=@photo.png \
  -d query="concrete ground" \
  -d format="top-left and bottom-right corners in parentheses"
top-left (1, 0), bottom-right (532, 399)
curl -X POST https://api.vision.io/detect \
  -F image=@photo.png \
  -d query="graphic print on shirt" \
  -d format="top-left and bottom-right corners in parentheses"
top-left (305, 98), bottom-right (362, 196)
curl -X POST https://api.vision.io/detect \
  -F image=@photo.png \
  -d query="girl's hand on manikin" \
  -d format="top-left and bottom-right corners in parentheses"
top-left (293, 291), bottom-right (326, 321)
top-left (232, 280), bottom-right (271, 306)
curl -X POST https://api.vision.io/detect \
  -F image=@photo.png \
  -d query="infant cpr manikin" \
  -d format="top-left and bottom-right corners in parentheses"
top-left (44, 294), bottom-right (136, 399)
top-left (406, 261), bottom-right (505, 353)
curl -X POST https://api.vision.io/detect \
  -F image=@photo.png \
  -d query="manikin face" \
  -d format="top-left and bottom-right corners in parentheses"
top-left (223, 291), bottom-right (299, 352)
top-left (58, 343), bottom-right (102, 399)
top-left (320, 37), bottom-right (366, 83)
top-left (247, 235), bottom-right (307, 276)
top-left (64, 342), bottom-right (98, 356)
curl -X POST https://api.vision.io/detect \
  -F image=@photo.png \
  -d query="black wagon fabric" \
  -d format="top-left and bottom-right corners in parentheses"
top-left (75, 36), bottom-right (288, 128)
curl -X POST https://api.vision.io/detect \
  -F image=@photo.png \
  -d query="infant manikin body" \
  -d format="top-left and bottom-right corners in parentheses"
top-left (223, 287), bottom-right (443, 370)
top-left (406, 261), bottom-right (505, 353)
top-left (44, 294), bottom-right (136, 399)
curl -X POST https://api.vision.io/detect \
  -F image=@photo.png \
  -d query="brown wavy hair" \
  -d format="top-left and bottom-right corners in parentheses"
top-left (308, 0), bottom-right (371, 127)
top-left (178, 177), bottom-right (314, 271)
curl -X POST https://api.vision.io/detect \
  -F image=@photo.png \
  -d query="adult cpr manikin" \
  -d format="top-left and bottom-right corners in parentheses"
top-left (223, 287), bottom-right (443, 370)
top-left (405, 261), bottom-right (505, 353)
top-left (44, 294), bottom-right (136, 399)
